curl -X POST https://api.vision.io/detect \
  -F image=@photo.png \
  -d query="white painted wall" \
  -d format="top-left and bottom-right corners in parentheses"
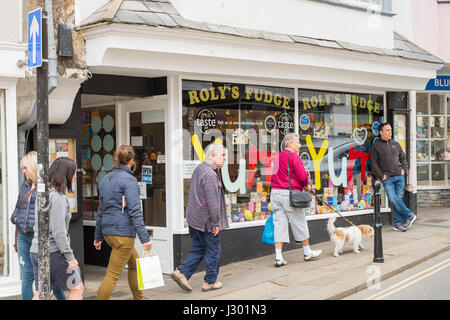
top-left (74, 0), bottom-right (110, 26)
top-left (392, 0), bottom-right (413, 40)
top-left (171, 0), bottom-right (394, 48)
top-left (0, 0), bottom-right (21, 43)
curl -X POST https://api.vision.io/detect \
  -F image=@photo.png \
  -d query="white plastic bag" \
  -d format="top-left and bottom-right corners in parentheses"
top-left (136, 251), bottom-right (165, 290)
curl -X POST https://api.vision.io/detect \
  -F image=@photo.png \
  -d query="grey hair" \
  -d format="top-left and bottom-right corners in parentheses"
top-left (205, 143), bottom-right (226, 161)
top-left (281, 133), bottom-right (300, 150)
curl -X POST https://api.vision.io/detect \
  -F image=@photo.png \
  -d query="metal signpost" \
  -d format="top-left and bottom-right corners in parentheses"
top-left (29, 7), bottom-right (51, 300)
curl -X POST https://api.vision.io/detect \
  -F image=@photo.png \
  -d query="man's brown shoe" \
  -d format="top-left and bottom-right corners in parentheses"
top-left (171, 269), bottom-right (192, 292)
top-left (202, 281), bottom-right (223, 292)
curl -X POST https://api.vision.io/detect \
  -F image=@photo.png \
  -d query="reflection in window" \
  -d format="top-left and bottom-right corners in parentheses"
top-left (298, 89), bottom-right (384, 214)
top-left (431, 164), bottom-right (445, 186)
top-left (416, 116), bottom-right (428, 138)
top-left (182, 80), bottom-right (295, 223)
top-left (416, 93), bottom-right (429, 115)
top-left (417, 163), bottom-right (429, 186)
top-left (416, 141), bottom-right (429, 161)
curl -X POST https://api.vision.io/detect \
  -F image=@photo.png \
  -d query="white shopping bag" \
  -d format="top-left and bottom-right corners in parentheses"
top-left (136, 251), bottom-right (165, 290)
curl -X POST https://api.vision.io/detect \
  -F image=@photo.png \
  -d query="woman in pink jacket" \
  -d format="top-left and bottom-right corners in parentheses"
top-left (270, 133), bottom-right (322, 267)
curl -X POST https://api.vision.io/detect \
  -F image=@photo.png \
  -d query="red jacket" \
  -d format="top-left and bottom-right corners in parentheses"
top-left (271, 149), bottom-right (309, 191)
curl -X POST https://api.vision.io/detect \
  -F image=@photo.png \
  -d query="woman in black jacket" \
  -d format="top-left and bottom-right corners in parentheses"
top-left (10, 151), bottom-right (66, 300)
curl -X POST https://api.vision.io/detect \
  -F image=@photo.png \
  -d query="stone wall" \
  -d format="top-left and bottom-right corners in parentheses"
top-left (19, 0), bottom-right (88, 125)
top-left (418, 189), bottom-right (450, 208)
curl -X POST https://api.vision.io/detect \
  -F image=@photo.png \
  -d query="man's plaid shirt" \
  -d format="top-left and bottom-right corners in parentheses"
top-left (186, 160), bottom-right (229, 233)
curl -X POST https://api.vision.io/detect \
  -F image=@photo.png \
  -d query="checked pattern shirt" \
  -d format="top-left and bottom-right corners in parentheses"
top-left (186, 161), bottom-right (229, 233)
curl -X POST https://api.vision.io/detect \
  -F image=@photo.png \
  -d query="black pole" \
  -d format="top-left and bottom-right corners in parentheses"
top-left (372, 180), bottom-right (384, 263)
top-left (36, 11), bottom-right (51, 300)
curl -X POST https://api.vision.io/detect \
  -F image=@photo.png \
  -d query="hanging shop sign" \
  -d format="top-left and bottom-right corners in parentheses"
top-left (425, 76), bottom-right (450, 91)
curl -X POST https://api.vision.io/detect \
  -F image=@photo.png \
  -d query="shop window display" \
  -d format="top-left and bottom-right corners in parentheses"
top-left (81, 106), bottom-right (116, 220)
top-left (182, 80), bottom-right (295, 224)
top-left (298, 89), bottom-right (385, 214)
top-left (416, 93), bottom-right (449, 187)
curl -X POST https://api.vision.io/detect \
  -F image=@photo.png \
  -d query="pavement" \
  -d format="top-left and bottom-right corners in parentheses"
top-left (80, 207), bottom-right (450, 300)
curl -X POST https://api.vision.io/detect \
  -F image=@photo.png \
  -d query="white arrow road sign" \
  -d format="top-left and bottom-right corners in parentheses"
top-left (28, 8), bottom-right (42, 68)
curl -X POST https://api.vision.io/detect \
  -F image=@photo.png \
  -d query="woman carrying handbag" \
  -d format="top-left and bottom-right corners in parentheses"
top-left (270, 133), bottom-right (322, 267)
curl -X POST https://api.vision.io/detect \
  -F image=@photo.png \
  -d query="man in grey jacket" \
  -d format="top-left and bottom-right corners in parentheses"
top-left (370, 123), bottom-right (416, 232)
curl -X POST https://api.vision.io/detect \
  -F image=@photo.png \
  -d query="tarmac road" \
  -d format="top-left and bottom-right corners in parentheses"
top-left (345, 249), bottom-right (450, 300)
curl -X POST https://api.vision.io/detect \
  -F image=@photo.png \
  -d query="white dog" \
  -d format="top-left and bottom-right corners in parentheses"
top-left (327, 217), bottom-right (374, 257)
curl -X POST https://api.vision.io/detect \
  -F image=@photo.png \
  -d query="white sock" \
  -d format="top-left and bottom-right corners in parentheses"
top-left (275, 248), bottom-right (283, 261)
top-left (303, 245), bottom-right (311, 256)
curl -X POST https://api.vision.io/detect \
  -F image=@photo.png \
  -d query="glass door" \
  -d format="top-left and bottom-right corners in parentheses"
top-left (129, 110), bottom-right (166, 228)
top-left (120, 97), bottom-right (172, 273)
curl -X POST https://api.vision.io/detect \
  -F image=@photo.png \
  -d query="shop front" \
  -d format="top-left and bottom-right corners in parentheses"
top-left (416, 73), bottom-right (450, 207)
top-left (173, 79), bottom-right (392, 267)
top-left (76, 1), bottom-right (444, 274)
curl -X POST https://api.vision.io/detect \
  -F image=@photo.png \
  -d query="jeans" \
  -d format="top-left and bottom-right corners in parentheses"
top-left (382, 175), bottom-right (413, 225)
top-left (17, 231), bottom-right (66, 300)
top-left (177, 226), bottom-right (222, 284)
top-left (97, 236), bottom-right (143, 300)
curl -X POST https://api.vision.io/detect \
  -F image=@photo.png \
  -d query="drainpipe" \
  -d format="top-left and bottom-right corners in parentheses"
top-left (18, 0), bottom-right (58, 184)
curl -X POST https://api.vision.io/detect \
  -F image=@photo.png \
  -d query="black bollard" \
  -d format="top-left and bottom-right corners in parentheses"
top-left (372, 180), bottom-right (384, 263)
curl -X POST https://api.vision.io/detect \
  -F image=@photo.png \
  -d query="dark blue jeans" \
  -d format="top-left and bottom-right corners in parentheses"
top-left (17, 231), bottom-right (66, 300)
top-left (382, 175), bottom-right (413, 225)
top-left (177, 226), bottom-right (222, 284)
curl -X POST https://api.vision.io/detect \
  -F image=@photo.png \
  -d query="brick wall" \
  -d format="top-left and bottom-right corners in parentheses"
top-left (418, 189), bottom-right (450, 208)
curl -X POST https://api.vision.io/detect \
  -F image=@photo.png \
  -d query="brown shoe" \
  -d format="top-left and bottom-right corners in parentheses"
top-left (202, 281), bottom-right (223, 292)
top-left (171, 269), bottom-right (192, 292)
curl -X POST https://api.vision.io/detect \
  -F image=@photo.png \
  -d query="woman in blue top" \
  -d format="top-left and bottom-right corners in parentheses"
top-left (10, 151), bottom-right (66, 300)
top-left (94, 145), bottom-right (152, 300)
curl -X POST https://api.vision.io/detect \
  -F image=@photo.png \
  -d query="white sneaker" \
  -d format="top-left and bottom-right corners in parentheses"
top-left (304, 249), bottom-right (322, 261)
top-left (274, 259), bottom-right (287, 267)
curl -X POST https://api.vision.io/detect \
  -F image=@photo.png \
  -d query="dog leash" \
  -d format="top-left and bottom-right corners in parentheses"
top-left (308, 191), bottom-right (357, 227)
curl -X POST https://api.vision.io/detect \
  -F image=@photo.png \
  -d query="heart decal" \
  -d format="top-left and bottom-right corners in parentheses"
top-left (353, 127), bottom-right (367, 145)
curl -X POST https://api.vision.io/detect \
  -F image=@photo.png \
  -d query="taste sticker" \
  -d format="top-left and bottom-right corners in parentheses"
top-left (196, 109), bottom-right (216, 133)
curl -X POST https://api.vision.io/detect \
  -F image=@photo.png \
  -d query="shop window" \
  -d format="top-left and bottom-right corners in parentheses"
top-left (182, 80), bottom-right (295, 224)
top-left (417, 163), bottom-right (430, 186)
top-left (298, 89), bottom-right (386, 214)
top-left (81, 106), bottom-right (116, 221)
top-left (416, 93), bottom-right (449, 188)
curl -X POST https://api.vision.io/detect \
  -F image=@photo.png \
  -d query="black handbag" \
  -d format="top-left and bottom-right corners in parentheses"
top-left (287, 152), bottom-right (311, 208)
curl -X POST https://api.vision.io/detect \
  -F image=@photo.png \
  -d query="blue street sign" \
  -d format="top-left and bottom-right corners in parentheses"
top-left (425, 76), bottom-right (450, 91)
top-left (28, 8), bottom-right (42, 68)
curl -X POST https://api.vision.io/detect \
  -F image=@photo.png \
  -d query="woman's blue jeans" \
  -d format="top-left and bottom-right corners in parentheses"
top-left (382, 175), bottom-right (413, 225)
top-left (17, 231), bottom-right (66, 300)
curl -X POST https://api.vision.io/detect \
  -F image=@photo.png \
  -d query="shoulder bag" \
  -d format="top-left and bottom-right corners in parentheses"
top-left (287, 152), bottom-right (311, 208)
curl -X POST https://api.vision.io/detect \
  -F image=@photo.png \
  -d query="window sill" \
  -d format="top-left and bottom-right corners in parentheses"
top-left (172, 208), bottom-right (391, 234)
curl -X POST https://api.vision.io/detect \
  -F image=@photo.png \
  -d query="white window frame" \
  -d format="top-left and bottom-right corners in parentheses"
top-left (416, 92), bottom-right (450, 190)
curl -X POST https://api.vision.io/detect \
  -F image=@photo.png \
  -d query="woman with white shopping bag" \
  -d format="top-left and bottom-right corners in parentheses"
top-left (94, 145), bottom-right (152, 300)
